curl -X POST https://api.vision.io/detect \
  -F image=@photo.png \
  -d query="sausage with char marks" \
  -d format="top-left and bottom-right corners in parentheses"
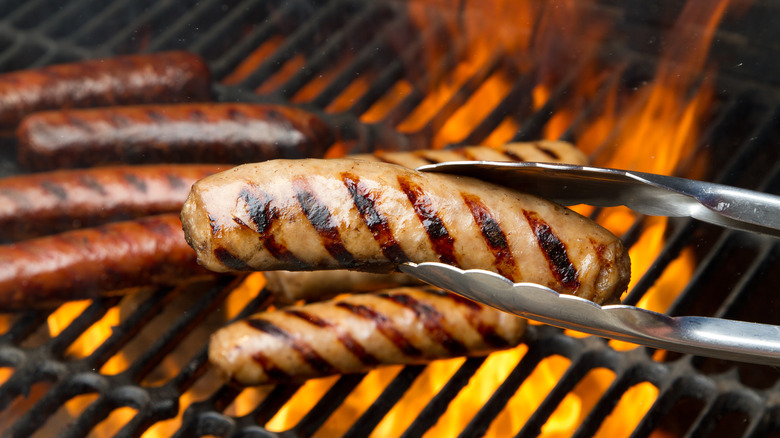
top-left (264, 141), bottom-right (587, 302)
top-left (351, 140), bottom-right (587, 168)
top-left (209, 286), bottom-right (527, 385)
top-left (264, 270), bottom-right (422, 304)
top-left (0, 214), bottom-right (211, 309)
top-left (181, 158), bottom-right (630, 305)
top-left (17, 103), bottom-right (334, 170)
top-left (0, 51), bottom-right (211, 129)
top-left (0, 164), bottom-right (225, 242)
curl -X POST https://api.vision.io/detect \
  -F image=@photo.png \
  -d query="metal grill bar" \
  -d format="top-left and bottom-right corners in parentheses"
top-left (310, 15), bottom-right (418, 110)
top-left (293, 374), bottom-right (366, 436)
top-left (275, 3), bottom-right (397, 100)
top-left (236, 0), bottom-right (352, 90)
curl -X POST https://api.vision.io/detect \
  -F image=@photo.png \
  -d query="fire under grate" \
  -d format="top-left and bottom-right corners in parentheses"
top-left (0, 0), bottom-right (779, 437)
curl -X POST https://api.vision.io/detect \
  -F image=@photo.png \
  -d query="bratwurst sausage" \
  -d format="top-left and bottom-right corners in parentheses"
top-left (263, 141), bottom-right (587, 302)
top-left (209, 286), bottom-right (527, 385)
top-left (17, 103), bottom-right (334, 170)
top-left (264, 270), bottom-right (422, 304)
top-left (0, 164), bottom-right (225, 242)
top-left (181, 159), bottom-right (630, 305)
top-left (0, 214), bottom-right (211, 309)
top-left (352, 140), bottom-right (587, 168)
top-left (0, 51), bottom-right (211, 129)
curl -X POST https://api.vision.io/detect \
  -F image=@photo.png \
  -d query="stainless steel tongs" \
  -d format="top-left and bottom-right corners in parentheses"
top-left (399, 161), bottom-right (780, 366)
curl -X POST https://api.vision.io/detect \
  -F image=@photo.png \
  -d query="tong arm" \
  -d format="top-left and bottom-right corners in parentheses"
top-left (401, 262), bottom-right (780, 366)
top-left (416, 161), bottom-right (780, 238)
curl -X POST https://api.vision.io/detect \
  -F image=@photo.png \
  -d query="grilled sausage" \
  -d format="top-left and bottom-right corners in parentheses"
top-left (181, 158), bottom-right (630, 305)
top-left (264, 270), bottom-right (422, 304)
top-left (209, 286), bottom-right (527, 385)
top-left (352, 140), bottom-right (588, 168)
top-left (263, 141), bottom-right (586, 302)
top-left (0, 51), bottom-right (211, 129)
top-left (0, 214), bottom-right (212, 309)
top-left (17, 103), bottom-right (334, 170)
top-left (0, 164), bottom-right (226, 242)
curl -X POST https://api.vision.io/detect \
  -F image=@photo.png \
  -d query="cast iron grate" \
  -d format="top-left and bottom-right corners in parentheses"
top-left (0, 0), bottom-right (778, 437)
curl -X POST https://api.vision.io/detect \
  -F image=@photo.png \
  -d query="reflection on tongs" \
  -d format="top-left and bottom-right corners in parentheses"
top-left (399, 161), bottom-right (780, 366)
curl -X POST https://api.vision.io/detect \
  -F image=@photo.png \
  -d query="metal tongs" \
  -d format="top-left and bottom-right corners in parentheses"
top-left (399, 161), bottom-right (780, 366)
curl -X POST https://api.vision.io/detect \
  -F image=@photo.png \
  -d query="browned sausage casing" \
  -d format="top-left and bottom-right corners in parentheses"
top-left (263, 141), bottom-right (587, 302)
top-left (0, 51), bottom-right (211, 129)
top-left (182, 159), bottom-right (630, 305)
top-left (0, 214), bottom-right (212, 309)
top-left (17, 103), bottom-right (334, 170)
top-left (264, 270), bottom-right (422, 304)
top-left (0, 164), bottom-right (226, 242)
top-left (209, 286), bottom-right (527, 385)
top-left (352, 140), bottom-right (588, 168)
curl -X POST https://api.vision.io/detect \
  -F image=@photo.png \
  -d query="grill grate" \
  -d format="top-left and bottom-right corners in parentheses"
top-left (0, 0), bottom-right (779, 437)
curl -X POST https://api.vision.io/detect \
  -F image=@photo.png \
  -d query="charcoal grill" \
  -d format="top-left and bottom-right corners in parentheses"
top-left (0, 0), bottom-right (779, 437)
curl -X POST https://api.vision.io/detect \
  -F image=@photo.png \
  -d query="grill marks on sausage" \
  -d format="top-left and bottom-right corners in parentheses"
top-left (500, 149), bottom-right (528, 162)
top-left (227, 108), bottom-right (248, 124)
top-left (378, 292), bottom-right (469, 356)
top-left (64, 113), bottom-right (96, 134)
top-left (293, 178), bottom-right (356, 267)
top-left (284, 309), bottom-right (381, 366)
top-left (109, 113), bottom-right (132, 128)
top-left (523, 210), bottom-right (580, 291)
top-left (34, 168), bottom-right (187, 205)
top-left (39, 180), bottom-right (67, 201)
top-left (77, 174), bottom-right (108, 196)
top-left (534, 142), bottom-right (561, 160)
top-left (121, 173), bottom-right (148, 193)
top-left (248, 351), bottom-right (292, 382)
top-left (214, 247), bottom-right (251, 270)
top-left (336, 301), bottom-right (423, 357)
top-left (146, 109), bottom-right (168, 123)
top-left (234, 187), bottom-right (306, 268)
top-left (421, 289), bottom-right (512, 349)
top-left (462, 193), bottom-right (518, 280)
top-left (397, 176), bottom-right (458, 266)
top-left (188, 109), bottom-right (208, 122)
top-left (412, 153), bottom-right (440, 164)
top-left (245, 318), bottom-right (337, 379)
top-left (342, 173), bottom-right (408, 264)
top-left (236, 187), bottom-right (273, 232)
top-left (164, 172), bottom-right (187, 190)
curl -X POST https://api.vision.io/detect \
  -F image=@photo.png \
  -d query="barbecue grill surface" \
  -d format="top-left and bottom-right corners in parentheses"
top-left (0, 1), bottom-right (779, 437)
